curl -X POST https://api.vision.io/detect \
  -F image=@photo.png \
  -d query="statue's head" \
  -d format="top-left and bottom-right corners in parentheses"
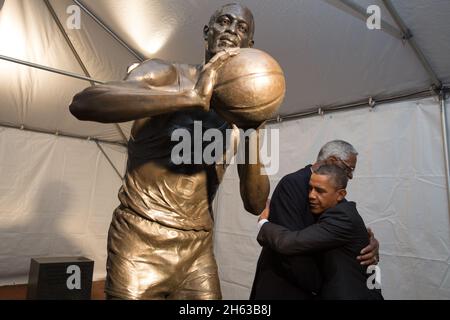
top-left (204, 3), bottom-right (254, 58)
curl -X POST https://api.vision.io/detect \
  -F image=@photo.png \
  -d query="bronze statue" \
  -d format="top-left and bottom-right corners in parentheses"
top-left (70, 3), bottom-right (269, 299)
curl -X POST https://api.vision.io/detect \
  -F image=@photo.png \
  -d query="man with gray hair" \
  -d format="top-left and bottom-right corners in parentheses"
top-left (316, 140), bottom-right (358, 179)
top-left (250, 140), bottom-right (379, 300)
top-left (256, 163), bottom-right (383, 299)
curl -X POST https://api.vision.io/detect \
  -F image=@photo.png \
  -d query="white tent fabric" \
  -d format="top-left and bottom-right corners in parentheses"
top-left (2, 0), bottom-right (450, 143)
top-left (65, 0), bottom-right (449, 113)
top-left (214, 97), bottom-right (450, 300)
top-left (0, 0), bottom-right (134, 142)
top-left (0, 128), bottom-right (126, 285)
top-left (0, 0), bottom-right (449, 299)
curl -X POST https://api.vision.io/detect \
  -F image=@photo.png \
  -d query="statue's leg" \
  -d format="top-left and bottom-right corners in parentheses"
top-left (105, 207), bottom-right (175, 300)
top-left (169, 232), bottom-right (222, 300)
top-left (105, 293), bottom-right (124, 300)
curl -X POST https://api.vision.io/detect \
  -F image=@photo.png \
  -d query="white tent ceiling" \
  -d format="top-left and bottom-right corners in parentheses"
top-left (1, 0), bottom-right (449, 144)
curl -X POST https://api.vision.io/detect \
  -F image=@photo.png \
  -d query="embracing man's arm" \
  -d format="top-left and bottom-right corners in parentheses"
top-left (257, 208), bottom-right (354, 255)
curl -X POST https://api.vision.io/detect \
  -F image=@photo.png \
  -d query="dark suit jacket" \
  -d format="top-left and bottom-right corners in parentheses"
top-left (250, 166), bottom-right (321, 300)
top-left (258, 201), bottom-right (383, 300)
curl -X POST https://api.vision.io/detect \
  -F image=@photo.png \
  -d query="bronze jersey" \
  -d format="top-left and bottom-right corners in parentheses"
top-left (117, 62), bottom-right (238, 231)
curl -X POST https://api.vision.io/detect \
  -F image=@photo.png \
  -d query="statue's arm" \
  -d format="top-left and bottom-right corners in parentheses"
top-left (69, 59), bottom-right (204, 123)
top-left (237, 127), bottom-right (270, 215)
top-left (69, 50), bottom-right (238, 123)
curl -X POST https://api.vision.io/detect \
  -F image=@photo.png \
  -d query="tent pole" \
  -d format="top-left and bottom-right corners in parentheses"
top-left (382, 0), bottom-right (442, 89)
top-left (267, 88), bottom-right (434, 123)
top-left (0, 122), bottom-right (127, 148)
top-left (440, 91), bottom-right (450, 211)
top-left (43, 0), bottom-right (94, 86)
top-left (95, 141), bottom-right (124, 181)
top-left (72, 0), bottom-right (145, 62)
top-left (43, 0), bottom-right (128, 145)
top-left (323, 0), bottom-right (403, 39)
top-left (0, 54), bottom-right (104, 84)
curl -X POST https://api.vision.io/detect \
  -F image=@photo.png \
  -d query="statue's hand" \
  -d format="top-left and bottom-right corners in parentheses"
top-left (194, 48), bottom-right (239, 111)
top-left (258, 199), bottom-right (271, 222)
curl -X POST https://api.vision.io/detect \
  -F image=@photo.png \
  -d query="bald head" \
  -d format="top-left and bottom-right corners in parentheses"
top-left (208, 3), bottom-right (255, 38)
top-left (204, 3), bottom-right (255, 60)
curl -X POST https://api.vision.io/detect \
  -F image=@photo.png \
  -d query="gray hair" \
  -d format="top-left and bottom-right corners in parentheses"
top-left (313, 164), bottom-right (348, 190)
top-left (317, 140), bottom-right (358, 162)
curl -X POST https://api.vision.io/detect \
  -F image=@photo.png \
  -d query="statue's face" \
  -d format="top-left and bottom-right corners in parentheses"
top-left (205, 4), bottom-right (254, 55)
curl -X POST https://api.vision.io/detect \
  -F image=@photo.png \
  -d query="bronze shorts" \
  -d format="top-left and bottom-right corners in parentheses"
top-left (105, 207), bottom-right (221, 299)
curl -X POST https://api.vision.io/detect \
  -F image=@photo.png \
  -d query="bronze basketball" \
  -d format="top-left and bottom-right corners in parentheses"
top-left (212, 48), bottom-right (286, 128)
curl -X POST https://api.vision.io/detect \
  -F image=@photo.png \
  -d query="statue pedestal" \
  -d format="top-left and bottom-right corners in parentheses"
top-left (27, 256), bottom-right (94, 300)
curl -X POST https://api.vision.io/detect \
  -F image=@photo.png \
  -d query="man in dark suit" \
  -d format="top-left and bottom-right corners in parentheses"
top-left (257, 164), bottom-right (383, 300)
top-left (250, 140), bottom-right (379, 299)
